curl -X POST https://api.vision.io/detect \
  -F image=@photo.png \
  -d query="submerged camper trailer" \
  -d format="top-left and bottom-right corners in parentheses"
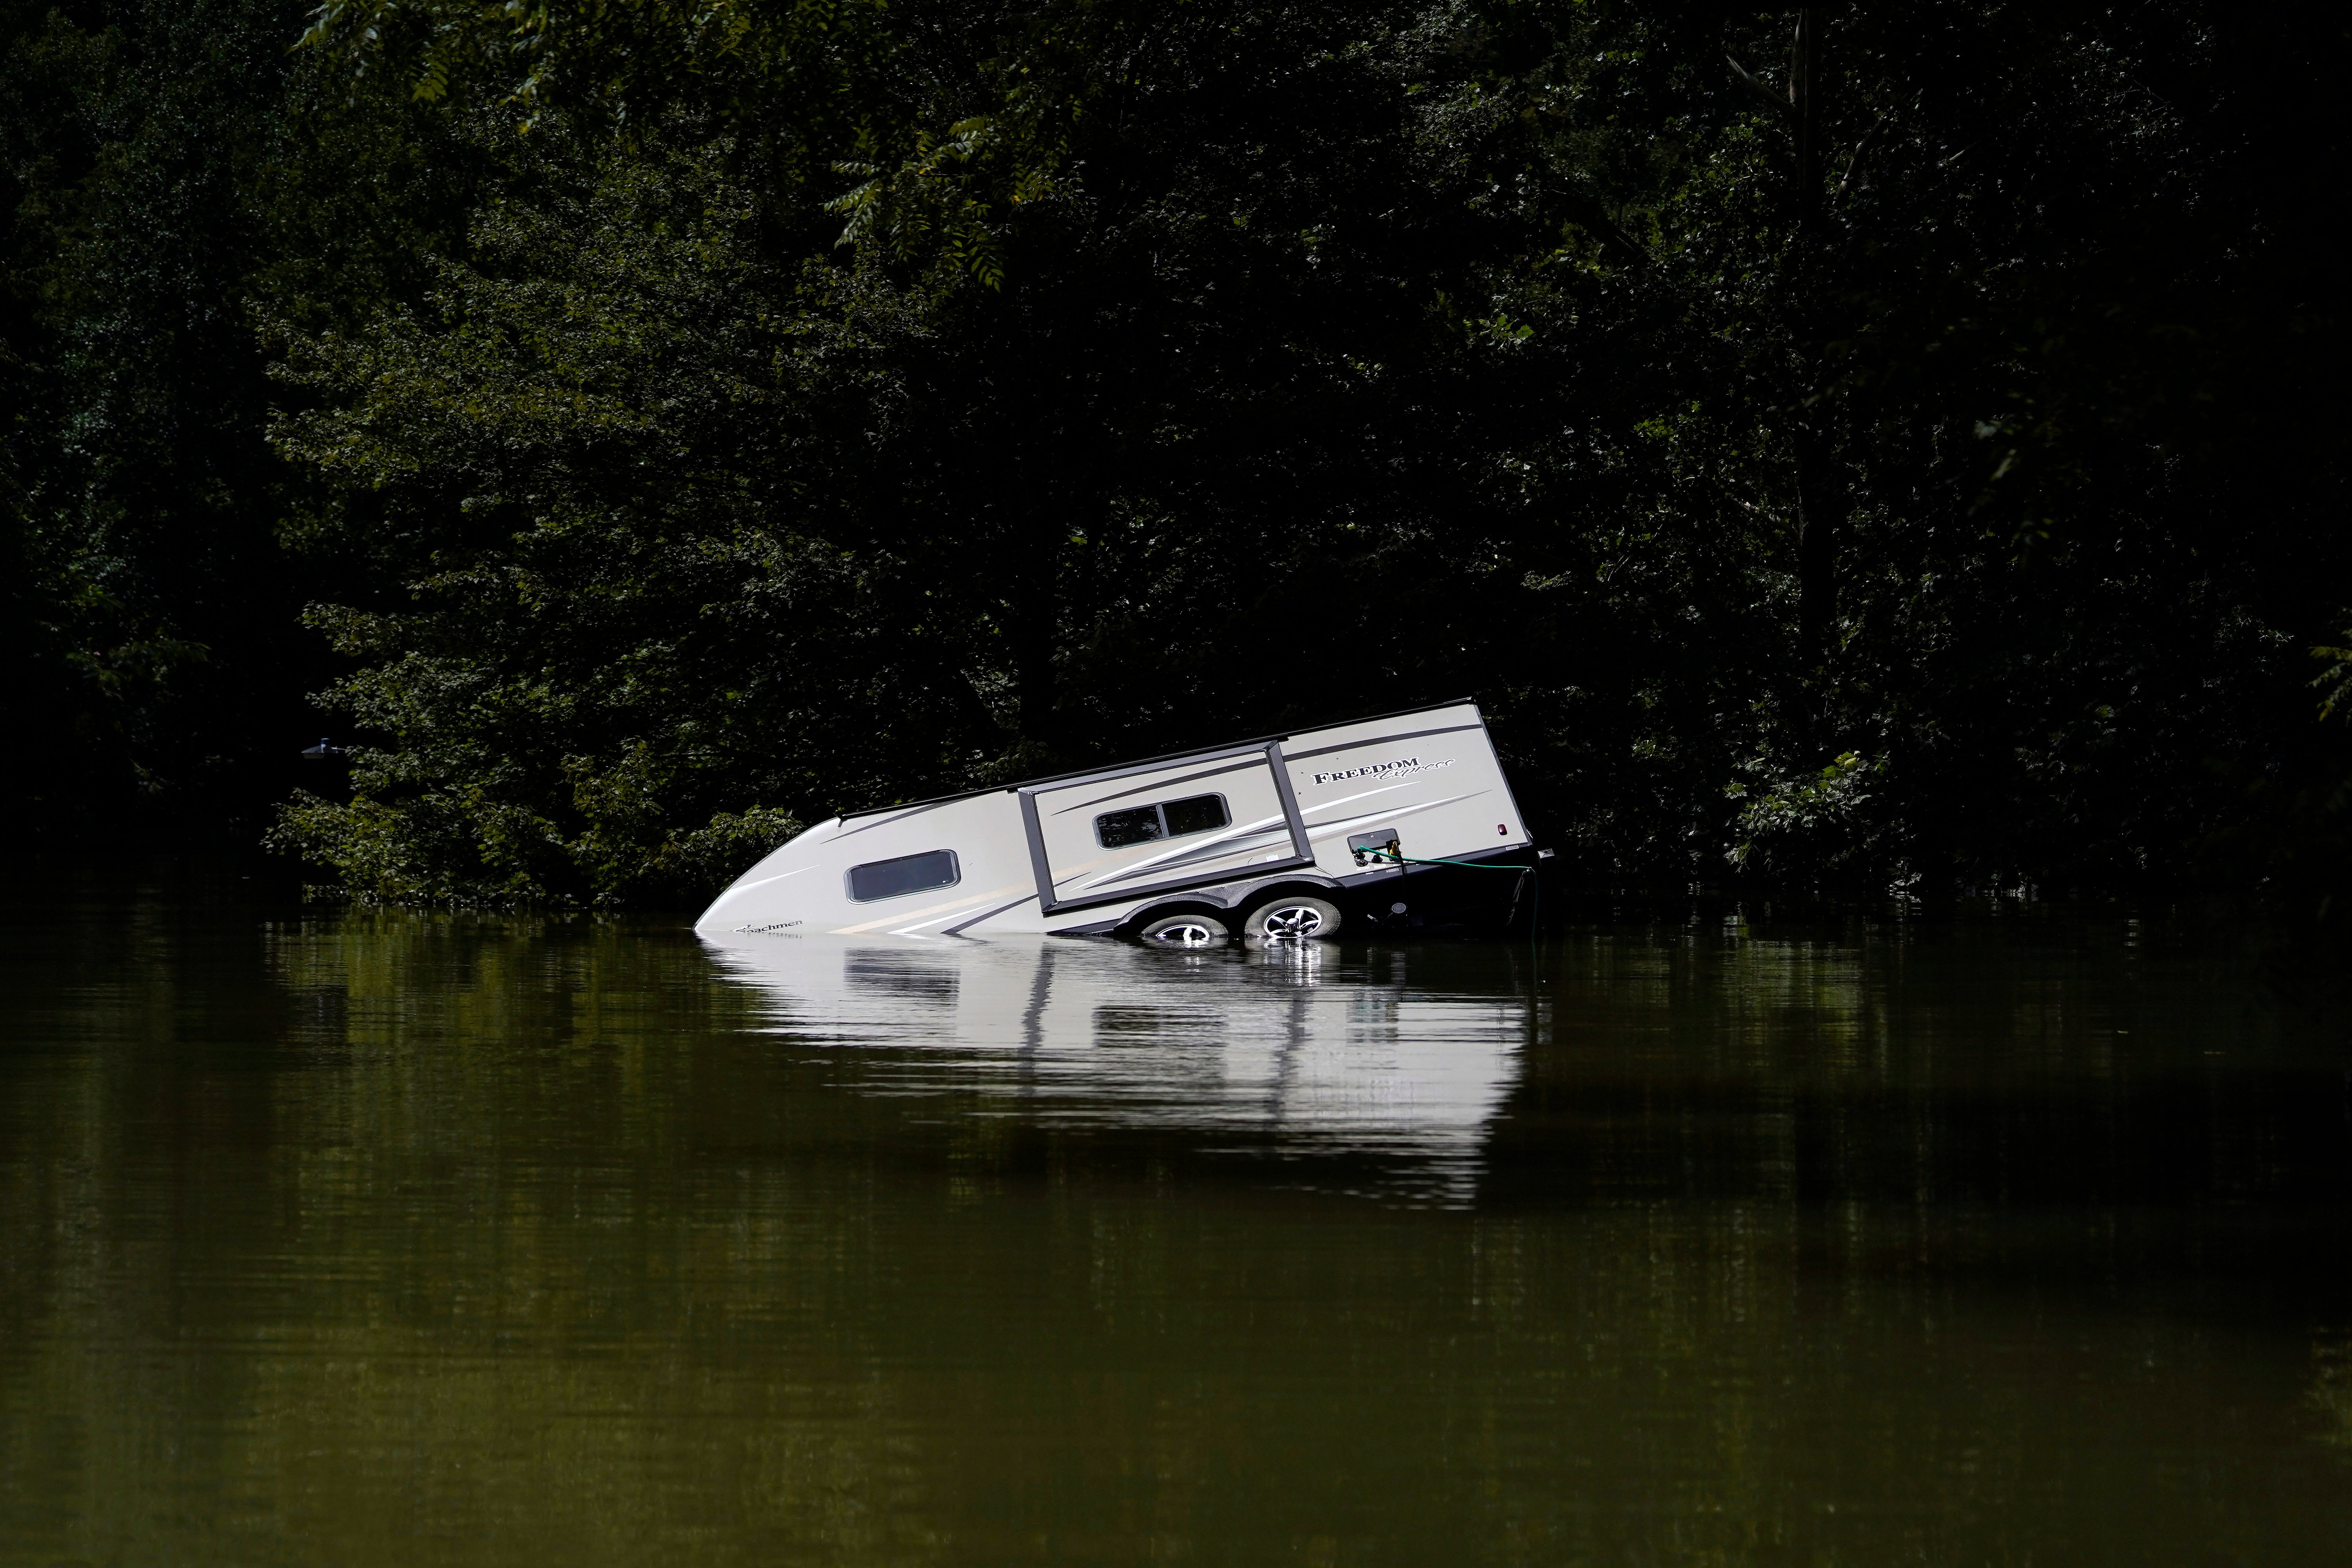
top-left (694, 699), bottom-right (1537, 944)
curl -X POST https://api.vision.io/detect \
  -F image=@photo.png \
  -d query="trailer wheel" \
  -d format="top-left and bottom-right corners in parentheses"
top-left (1243, 895), bottom-right (1343, 941)
top-left (1138, 911), bottom-right (1230, 947)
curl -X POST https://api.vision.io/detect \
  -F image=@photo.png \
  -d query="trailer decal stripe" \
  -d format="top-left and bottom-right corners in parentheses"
top-left (1020, 740), bottom-right (1319, 915)
top-left (1303, 792), bottom-right (1484, 839)
top-left (938, 895), bottom-right (1039, 936)
top-left (1051, 811), bottom-right (1290, 888)
top-left (830, 798), bottom-right (965, 839)
top-left (1076, 825), bottom-right (1295, 888)
top-left (829, 880), bottom-right (1032, 934)
top-left (1296, 779), bottom-right (1425, 818)
top-left (714, 863), bottom-right (817, 897)
top-left (1281, 722), bottom-right (1483, 765)
top-left (1045, 754), bottom-right (1271, 814)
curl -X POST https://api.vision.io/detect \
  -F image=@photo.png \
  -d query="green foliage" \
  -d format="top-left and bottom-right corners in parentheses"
top-left (270, 782), bottom-right (801, 906)
top-left (6, 0), bottom-right (2348, 911)
top-left (1725, 751), bottom-right (1885, 880)
top-left (2316, 630), bottom-right (2352, 725)
top-left (257, 123), bottom-right (867, 902)
top-left (258, 0), bottom-right (2352, 905)
top-left (1, 0), bottom-right (320, 838)
top-left (296, 0), bottom-right (894, 134)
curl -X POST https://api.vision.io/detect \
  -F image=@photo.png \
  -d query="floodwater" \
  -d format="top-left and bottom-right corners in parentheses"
top-left (3, 885), bottom-right (2350, 1566)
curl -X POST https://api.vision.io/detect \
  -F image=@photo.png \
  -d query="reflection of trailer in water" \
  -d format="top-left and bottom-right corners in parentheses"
top-left (697, 699), bottom-right (1539, 944)
top-left (702, 935), bottom-right (1527, 1199)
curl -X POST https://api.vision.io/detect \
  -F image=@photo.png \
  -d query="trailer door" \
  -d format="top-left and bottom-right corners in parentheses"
top-left (1019, 742), bottom-right (1314, 913)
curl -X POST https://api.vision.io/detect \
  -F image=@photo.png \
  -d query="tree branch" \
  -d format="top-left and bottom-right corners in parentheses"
top-left (1726, 54), bottom-right (1792, 122)
top-left (1837, 113), bottom-right (1889, 198)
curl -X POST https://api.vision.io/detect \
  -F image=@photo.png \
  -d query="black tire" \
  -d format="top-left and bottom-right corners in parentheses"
top-left (1137, 911), bottom-right (1230, 947)
top-left (1242, 894), bottom-right (1344, 940)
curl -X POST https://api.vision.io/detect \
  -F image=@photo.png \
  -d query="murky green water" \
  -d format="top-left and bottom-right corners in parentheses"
top-left (3, 882), bottom-right (2349, 1565)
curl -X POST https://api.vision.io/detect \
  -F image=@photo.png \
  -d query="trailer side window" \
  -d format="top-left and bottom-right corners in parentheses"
top-left (846, 849), bottom-right (960, 902)
top-left (1160, 794), bottom-right (1228, 837)
top-left (1095, 806), bottom-right (1165, 848)
top-left (1094, 793), bottom-right (1230, 849)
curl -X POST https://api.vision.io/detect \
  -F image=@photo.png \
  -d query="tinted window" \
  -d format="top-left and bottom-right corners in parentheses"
top-left (1095, 806), bottom-right (1165, 848)
top-left (1161, 794), bottom-right (1229, 837)
top-left (1095, 793), bottom-right (1230, 849)
top-left (846, 849), bottom-right (960, 902)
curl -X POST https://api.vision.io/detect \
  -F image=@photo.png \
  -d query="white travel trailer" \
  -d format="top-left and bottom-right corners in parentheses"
top-left (695, 699), bottom-right (1539, 944)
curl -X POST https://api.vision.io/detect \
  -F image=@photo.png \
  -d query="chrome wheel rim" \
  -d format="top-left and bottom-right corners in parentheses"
top-left (1258, 904), bottom-right (1326, 939)
top-left (1149, 920), bottom-right (1219, 947)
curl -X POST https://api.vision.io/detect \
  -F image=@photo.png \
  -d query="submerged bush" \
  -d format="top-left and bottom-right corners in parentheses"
top-left (271, 786), bottom-right (802, 908)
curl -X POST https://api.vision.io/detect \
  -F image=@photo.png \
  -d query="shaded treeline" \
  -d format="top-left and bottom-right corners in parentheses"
top-left (4, 0), bottom-right (2347, 908)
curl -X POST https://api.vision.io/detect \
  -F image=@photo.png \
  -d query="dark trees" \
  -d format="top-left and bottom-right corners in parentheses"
top-left (1, 0), bottom-right (325, 843)
top-left (4, 0), bottom-right (2344, 907)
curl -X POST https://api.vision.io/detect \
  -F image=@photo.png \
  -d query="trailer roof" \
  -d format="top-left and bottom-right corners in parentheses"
top-left (831, 696), bottom-right (1483, 824)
